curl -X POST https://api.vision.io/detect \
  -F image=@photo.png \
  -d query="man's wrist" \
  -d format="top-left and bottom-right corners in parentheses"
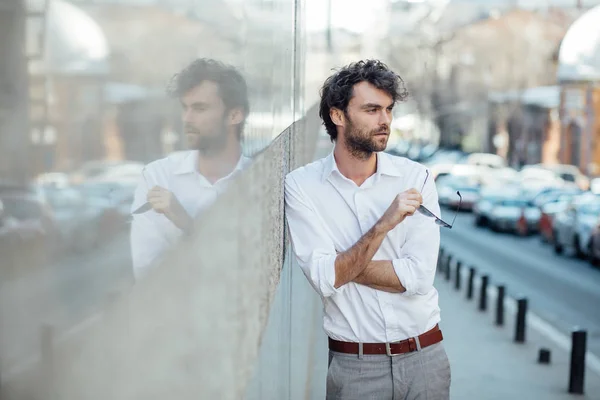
top-left (374, 220), bottom-right (391, 235)
top-left (180, 214), bottom-right (194, 236)
top-left (167, 210), bottom-right (193, 234)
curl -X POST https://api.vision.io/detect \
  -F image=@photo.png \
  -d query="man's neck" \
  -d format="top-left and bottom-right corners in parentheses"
top-left (197, 143), bottom-right (242, 184)
top-left (333, 143), bottom-right (377, 187)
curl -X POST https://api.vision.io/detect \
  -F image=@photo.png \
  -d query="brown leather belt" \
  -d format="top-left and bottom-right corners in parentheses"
top-left (328, 324), bottom-right (443, 356)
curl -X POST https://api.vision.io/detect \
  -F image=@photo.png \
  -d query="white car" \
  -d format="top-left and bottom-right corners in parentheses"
top-left (473, 186), bottom-right (520, 226)
top-left (463, 153), bottom-right (507, 169)
top-left (488, 198), bottom-right (540, 234)
top-left (553, 195), bottom-right (600, 258)
top-left (528, 163), bottom-right (589, 191)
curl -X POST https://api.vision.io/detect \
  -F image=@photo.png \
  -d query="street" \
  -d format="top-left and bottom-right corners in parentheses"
top-left (440, 208), bottom-right (600, 359)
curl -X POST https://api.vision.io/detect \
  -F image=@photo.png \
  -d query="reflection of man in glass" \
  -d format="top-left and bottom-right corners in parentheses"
top-left (130, 58), bottom-right (251, 279)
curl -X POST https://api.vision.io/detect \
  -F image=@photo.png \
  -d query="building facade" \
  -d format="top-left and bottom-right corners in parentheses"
top-left (557, 4), bottom-right (600, 176)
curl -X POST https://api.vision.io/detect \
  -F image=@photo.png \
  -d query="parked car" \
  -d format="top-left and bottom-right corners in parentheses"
top-left (523, 163), bottom-right (589, 190)
top-left (0, 192), bottom-right (53, 267)
top-left (479, 167), bottom-right (520, 187)
top-left (436, 175), bottom-right (475, 207)
top-left (587, 221), bottom-right (600, 267)
top-left (488, 198), bottom-right (539, 234)
top-left (530, 187), bottom-right (583, 208)
top-left (473, 186), bottom-right (520, 227)
top-left (518, 166), bottom-right (565, 190)
top-left (553, 194), bottom-right (600, 258)
top-left (40, 186), bottom-right (106, 252)
top-left (513, 188), bottom-right (579, 237)
top-left (462, 153), bottom-right (507, 169)
top-left (538, 197), bottom-right (574, 243)
top-left (76, 180), bottom-right (136, 236)
top-left (452, 185), bottom-right (479, 212)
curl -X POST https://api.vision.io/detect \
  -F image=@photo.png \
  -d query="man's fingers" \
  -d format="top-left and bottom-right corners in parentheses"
top-left (398, 201), bottom-right (418, 213)
top-left (148, 197), bottom-right (168, 210)
top-left (404, 205), bottom-right (417, 216)
top-left (148, 186), bottom-right (168, 196)
top-left (400, 193), bottom-right (422, 203)
top-left (403, 200), bottom-right (421, 210)
top-left (147, 192), bottom-right (166, 201)
top-left (147, 190), bottom-right (171, 202)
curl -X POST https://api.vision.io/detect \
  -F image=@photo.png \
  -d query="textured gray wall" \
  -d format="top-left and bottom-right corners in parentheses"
top-left (3, 106), bottom-right (322, 400)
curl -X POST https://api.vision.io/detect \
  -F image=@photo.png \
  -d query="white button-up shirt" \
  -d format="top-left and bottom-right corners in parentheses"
top-left (284, 151), bottom-right (442, 343)
top-left (130, 150), bottom-right (251, 279)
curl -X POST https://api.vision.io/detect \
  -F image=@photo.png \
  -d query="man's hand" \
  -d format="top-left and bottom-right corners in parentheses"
top-left (376, 188), bottom-right (423, 233)
top-left (147, 186), bottom-right (193, 232)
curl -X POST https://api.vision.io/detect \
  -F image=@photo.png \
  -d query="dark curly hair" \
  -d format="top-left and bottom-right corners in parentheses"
top-left (319, 59), bottom-right (408, 142)
top-left (167, 58), bottom-right (249, 138)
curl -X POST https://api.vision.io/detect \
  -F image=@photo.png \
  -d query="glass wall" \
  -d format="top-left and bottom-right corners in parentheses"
top-left (0, 0), bottom-right (313, 397)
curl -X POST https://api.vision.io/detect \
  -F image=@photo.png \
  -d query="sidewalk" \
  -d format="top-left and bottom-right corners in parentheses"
top-left (302, 271), bottom-right (600, 399)
top-left (437, 272), bottom-right (600, 400)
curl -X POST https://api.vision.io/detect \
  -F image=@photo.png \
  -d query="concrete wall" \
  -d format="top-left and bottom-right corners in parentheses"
top-left (0, 106), bottom-right (321, 400)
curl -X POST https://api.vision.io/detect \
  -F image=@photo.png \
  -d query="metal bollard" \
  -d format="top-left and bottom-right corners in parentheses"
top-left (538, 348), bottom-right (551, 364)
top-left (455, 261), bottom-right (462, 291)
top-left (445, 255), bottom-right (452, 281)
top-left (479, 275), bottom-right (489, 311)
top-left (514, 298), bottom-right (527, 343)
top-left (568, 329), bottom-right (587, 394)
top-left (467, 267), bottom-right (475, 300)
top-left (496, 285), bottom-right (505, 326)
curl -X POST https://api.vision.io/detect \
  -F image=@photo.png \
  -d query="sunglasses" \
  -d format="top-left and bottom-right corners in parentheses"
top-left (417, 170), bottom-right (461, 229)
top-left (131, 166), bottom-right (153, 215)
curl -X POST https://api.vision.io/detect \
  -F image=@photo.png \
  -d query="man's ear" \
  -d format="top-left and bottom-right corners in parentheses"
top-left (228, 108), bottom-right (245, 125)
top-left (330, 108), bottom-right (345, 127)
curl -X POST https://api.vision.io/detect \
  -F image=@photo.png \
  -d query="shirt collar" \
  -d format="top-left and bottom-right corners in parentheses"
top-left (173, 150), bottom-right (198, 175)
top-left (321, 150), bottom-right (404, 183)
top-left (173, 150), bottom-right (250, 176)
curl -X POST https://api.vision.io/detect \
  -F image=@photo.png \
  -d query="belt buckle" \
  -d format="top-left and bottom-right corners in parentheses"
top-left (386, 338), bottom-right (417, 356)
top-left (385, 342), bottom-right (400, 357)
top-left (407, 338), bottom-right (417, 352)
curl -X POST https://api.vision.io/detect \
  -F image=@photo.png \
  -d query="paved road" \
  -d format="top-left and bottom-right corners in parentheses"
top-left (440, 208), bottom-right (600, 359)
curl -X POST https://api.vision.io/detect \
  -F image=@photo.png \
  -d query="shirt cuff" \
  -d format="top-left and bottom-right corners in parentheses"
top-left (392, 258), bottom-right (416, 296)
top-left (312, 253), bottom-right (344, 298)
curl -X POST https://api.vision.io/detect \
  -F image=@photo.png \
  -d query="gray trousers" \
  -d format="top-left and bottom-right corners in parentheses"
top-left (326, 342), bottom-right (451, 400)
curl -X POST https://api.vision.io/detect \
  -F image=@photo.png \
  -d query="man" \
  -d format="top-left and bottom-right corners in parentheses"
top-left (130, 58), bottom-right (252, 279)
top-left (284, 60), bottom-right (451, 399)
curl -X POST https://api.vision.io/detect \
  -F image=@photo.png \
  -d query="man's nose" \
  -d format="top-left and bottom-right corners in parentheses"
top-left (182, 109), bottom-right (193, 123)
top-left (379, 110), bottom-right (391, 125)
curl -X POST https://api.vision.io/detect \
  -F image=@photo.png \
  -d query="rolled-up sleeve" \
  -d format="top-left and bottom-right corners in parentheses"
top-left (392, 170), bottom-right (441, 296)
top-left (284, 174), bottom-right (342, 298)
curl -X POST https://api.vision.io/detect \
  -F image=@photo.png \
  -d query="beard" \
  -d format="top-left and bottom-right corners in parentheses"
top-left (185, 121), bottom-right (228, 156)
top-left (343, 119), bottom-right (388, 160)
